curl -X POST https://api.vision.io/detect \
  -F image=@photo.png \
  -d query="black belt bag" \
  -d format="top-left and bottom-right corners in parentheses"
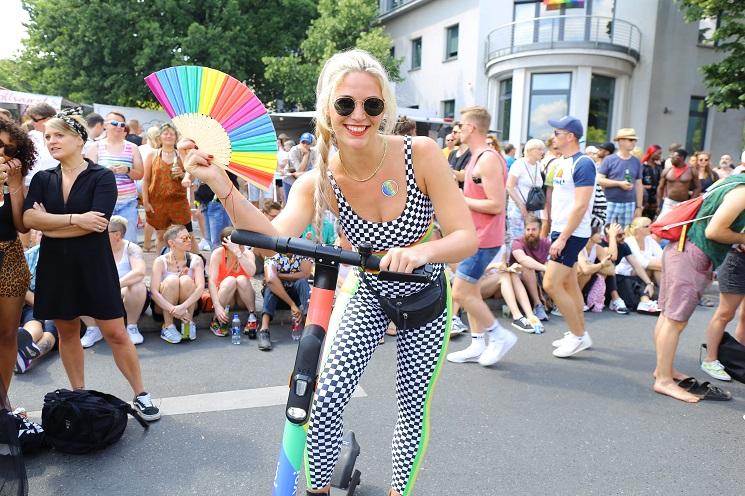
top-left (361, 271), bottom-right (448, 330)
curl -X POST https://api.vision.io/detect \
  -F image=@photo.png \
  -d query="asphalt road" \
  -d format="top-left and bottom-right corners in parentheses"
top-left (11, 302), bottom-right (745, 496)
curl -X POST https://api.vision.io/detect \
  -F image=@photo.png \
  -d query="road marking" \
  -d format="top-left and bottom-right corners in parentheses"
top-left (27, 385), bottom-right (367, 418)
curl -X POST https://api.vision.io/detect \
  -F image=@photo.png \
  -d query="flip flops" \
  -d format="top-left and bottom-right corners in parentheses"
top-left (676, 377), bottom-right (732, 401)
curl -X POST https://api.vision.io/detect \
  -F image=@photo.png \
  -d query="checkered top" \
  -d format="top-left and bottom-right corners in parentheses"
top-left (328, 136), bottom-right (441, 297)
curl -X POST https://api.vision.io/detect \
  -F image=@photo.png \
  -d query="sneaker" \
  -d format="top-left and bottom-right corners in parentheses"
top-left (244, 313), bottom-right (258, 338)
top-left (478, 330), bottom-right (517, 366)
top-left (701, 360), bottom-right (732, 381)
top-left (181, 321), bottom-right (196, 341)
top-left (609, 298), bottom-right (630, 315)
top-left (528, 316), bottom-right (544, 335)
top-left (198, 238), bottom-right (211, 251)
top-left (17, 328), bottom-right (40, 360)
top-left (534, 304), bottom-right (549, 322)
top-left (210, 319), bottom-right (228, 337)
top-left (450, 315), bottom-right (469, 336)
top-left (583, 304), bottom-right (590, 312)
top-left (446, 339), bottom-right (486, 363)
top-left (552, 332), bottom-right (572, 348)
top-left (552, 332), bottom-right (593, 358)
top-left (637, 300), bottom-right (661, 315)
top-left (550, 307), bottom-right (563, 318)
top-left (258, 329), bottom-right (272, 351)
top-left (80, 327), bottom-right (103, 348)
top-left (126, 324), bottom-right (144, 345)
top-left (511, 316), bottom-right (535, 333)
top-left (15, 352), bottom-right (31, 374)
top-left (133, 392), bottom-right (161, 422)
top-left (160, 324), bottom-right (182, 344)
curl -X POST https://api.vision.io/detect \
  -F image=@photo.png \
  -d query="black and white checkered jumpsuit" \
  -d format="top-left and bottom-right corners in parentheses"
top-left (305, 136), bottom-right (451, 495)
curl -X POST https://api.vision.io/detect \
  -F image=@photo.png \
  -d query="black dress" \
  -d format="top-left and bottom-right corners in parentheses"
top-left (23, 160), bottom-right (124, 320)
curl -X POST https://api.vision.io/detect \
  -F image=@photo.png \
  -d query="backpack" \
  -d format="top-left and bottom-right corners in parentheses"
top-left (702, 334), bottom-right (745, 384)
top-left (41, 389), bottom-right (148, 454)
top-left (650, 179), bottom-right (744, 247)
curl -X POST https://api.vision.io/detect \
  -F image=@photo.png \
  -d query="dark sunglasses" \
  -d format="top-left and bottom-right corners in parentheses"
top-left (333, 97), bottom-right (385, 117)
top-left (472, 176), bottom-right (482, 184)
top-left (30, 115), bottom-right (49, 123)
top-left (0, 140), bottom-right (18, 158)
top-left (108, 120), bottom-right (126, 128)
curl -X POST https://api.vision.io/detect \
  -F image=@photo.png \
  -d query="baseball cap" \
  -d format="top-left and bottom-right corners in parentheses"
top-left (548, 115), bottom-right (583, 139)
top-left (300, 132), bottom-right (314, 144)
top-left (598, 142), bottom-right (616, 153)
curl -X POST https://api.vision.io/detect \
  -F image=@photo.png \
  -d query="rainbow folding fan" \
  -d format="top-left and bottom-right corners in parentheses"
top-left (145, 66), bottom-right (277, 190)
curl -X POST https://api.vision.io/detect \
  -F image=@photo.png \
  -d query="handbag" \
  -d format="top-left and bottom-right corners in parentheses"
top-left (360, 271), bottom-right (448, 330)
top-left (517, 161), bottom-right (545, 211)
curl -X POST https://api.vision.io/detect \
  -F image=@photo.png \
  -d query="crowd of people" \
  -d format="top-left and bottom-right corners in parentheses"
top-left (1, 48), bottom-right (745, 494)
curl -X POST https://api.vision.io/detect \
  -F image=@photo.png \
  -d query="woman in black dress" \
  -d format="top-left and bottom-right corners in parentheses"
top-left (23, 109), bottom-right (159, 421)
top-left (0, 119), bottom-right (35, 399)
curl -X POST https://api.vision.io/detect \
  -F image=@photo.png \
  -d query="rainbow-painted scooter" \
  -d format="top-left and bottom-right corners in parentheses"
top-left (231, 231), bottom-right (434, 496)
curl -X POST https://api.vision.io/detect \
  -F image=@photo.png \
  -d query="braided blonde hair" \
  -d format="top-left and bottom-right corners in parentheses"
top-left (312, 49), bottom-right (398, 237)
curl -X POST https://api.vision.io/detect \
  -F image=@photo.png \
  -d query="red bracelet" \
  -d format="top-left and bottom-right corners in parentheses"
top-left (218, 183), bottom-right (234, 201)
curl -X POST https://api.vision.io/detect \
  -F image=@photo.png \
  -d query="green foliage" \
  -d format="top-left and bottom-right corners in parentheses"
top-left (677, 0), bottom-right (745, 110)
top-left (263, 0), bottom-right (402, 109)
top-left (15, 0), bottom-right (317, 106)
top-left (0, 59), bottom-right (33, 92)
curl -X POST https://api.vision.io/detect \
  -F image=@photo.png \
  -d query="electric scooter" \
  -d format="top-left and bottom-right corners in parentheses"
top-left (230, 230), bottom-right (434, 496)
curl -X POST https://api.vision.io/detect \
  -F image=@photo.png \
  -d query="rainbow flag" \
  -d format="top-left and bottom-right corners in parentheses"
top-left (544, 0), bottom-right (585, 10)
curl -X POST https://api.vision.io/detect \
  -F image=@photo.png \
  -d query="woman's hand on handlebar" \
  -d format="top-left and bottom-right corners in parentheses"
top-left (379, 246), bottom-right (429, 274)
top-left (177, 139), bottom-right (229, 190)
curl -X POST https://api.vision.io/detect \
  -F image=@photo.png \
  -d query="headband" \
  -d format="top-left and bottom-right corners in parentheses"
top-left (55, 107), bottom-right (88, 142)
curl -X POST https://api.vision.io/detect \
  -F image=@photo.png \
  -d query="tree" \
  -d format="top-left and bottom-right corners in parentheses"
top-left (16, 0), bottom-right (317, 106)
top-left (676, 0), bottom-right (745, 110)
top-left (263, 0), bottom-right (401, 109)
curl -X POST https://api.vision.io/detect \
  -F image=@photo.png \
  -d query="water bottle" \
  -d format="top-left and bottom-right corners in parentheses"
top-left (291, 315), bottom-right (302, 342)
top-left (624, 168), bottom-right (632, 183)
top-left (231, 314), bottom-right (241, 345)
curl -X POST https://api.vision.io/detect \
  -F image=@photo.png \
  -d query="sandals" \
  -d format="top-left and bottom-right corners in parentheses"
top-left (676, 377), bottom-right (732, 401)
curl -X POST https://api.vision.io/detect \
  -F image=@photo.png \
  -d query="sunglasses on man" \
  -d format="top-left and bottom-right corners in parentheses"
top-left (333, 97), bottom-right (385, 117)
top-left (0, 140), bottom-right (18, 158)
top-left (108, 120), bottom-right (126, 128)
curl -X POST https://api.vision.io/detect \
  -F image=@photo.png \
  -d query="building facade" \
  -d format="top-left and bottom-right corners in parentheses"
top-left (379, 0), bottom-right (745, 159)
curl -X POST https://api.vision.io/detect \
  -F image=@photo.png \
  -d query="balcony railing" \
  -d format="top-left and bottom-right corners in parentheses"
top-left (486, 15), bottom-right (641, 64)
top-left (379, 0), bottom-right (420, 17)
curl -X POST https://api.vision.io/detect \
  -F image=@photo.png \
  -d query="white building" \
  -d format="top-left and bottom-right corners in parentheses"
top-left (379, 0), bottom-right (745, 159)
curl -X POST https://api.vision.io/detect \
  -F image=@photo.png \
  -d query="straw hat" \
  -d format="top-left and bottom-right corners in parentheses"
top-left (614, 128), bottom-right (638, 141)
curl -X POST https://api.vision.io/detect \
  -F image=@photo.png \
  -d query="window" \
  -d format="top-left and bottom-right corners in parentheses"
top-left (698, 17), bottom-right (719, 46)
top-left (411, 37), bottom-right (422, 70)
top-left (512, 0), bottom-right (613, 46)
top-left (445, 24), bottom-right (459, 59)
top-left (442, 100), bottom-right (455, 120)
top-left (587, 74), bottom-right (615, 144)
top-left (686, 96), bottom-right (708, 152)
top-left (528, 72), bottom-right (571, 140)
top-left (498, 78), bottom-right (512, 139)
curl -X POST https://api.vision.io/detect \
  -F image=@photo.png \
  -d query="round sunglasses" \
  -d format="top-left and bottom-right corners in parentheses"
top-left (0, 140), bottom-right (18, 158)
top-left (333, 97), bottom-right (385, 117)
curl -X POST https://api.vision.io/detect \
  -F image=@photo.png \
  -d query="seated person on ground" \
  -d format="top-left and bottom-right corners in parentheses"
top-left (208, 226), bottom-right (258, 337)
top-left (109, 215), bottom-right (148, 344)
top-left (577, 224), bottom-right (615, 312)
top-left (510, 216), bottom-right (552, 322)
top-left (254, 202), bottom-right (283, 276)
top-left (617, 217), bottom-right (662, 286)
top-left (16, 229), bottom-right (58, 373)
top-left (150, 225), bottom-right (206, 344)
top-left (601, 222), bottom-right (659, 314)
top-left (258, 252), bottom-right (313, 351)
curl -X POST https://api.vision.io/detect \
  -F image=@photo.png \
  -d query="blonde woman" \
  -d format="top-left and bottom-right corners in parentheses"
top-left (23, 108), bottom-right (159, 421)
top-left (506, 138), bottom-right (545, 242)
top-left (181, 49), bottom-right (476, 496)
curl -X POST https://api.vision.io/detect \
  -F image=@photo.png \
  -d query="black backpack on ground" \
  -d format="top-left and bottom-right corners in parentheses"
top-left (706, 333), bottom-right (745, 383)
top-left (41, 389), bottom-right (148, 454)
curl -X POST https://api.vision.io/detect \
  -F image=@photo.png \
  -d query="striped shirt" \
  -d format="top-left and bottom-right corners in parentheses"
top-left (96, 140), bottom-right (137, 202)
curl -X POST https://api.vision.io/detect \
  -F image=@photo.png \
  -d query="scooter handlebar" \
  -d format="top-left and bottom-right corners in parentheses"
top-left (231, 230), bottom-right (434, 283)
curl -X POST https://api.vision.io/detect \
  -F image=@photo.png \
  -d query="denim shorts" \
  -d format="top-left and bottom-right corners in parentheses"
top-left (455, 246), bottom-right (501, 283)
top-left (549, 232), bottom-right (588, 267)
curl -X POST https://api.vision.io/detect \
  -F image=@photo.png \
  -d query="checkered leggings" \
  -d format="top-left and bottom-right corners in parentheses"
top-left (306, 278), bottom-right (450, 494)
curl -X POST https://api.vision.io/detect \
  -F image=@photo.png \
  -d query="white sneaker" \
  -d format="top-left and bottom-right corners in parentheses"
top-left (552, 332), bottom-right (572, 348)
top-left (198, 238), bottom-right (211, 251)
top-left (701, 360), bottom-right (732, 381)
top-left (637, 300), bottom-right (661, 315)
top-left (551, 307), bottom-right (563, 318)
top-left (450, 315), bottom-right (469, 336)
top-left (609, 298), bottom-right (630, 315)
top-left (160, 324), bottom-right (182, 344)
top-left (478, 330), bottom-right (517, 366)
top-left (553, 332), bottom-right (592, 358)
top-left (446, 339), bottom-right (485, 363)
top-left (81, 327), bottom-right (103, 348)
top-left (127, 324), bottom-right (144, 345)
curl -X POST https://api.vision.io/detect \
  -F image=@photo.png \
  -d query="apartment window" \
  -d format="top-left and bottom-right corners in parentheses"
top-left (411, 37), bottom-right (422, 70)
top-left (686, 96), bottom-right (708, 152)
top-left (445, 24), bottom-right (459, 60)
top-left (587, 74), bottom-right (615, 144)
top-left (498, 78), bottom-right (512, 139)
top-left (528, 72), bottom-right (571, 140)
top-left (698, 17), bottom-right (719, 46)
top-left (512, 0), bottom-right (613, 45)
top-left (442, 100), bottom-right (455, 119)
